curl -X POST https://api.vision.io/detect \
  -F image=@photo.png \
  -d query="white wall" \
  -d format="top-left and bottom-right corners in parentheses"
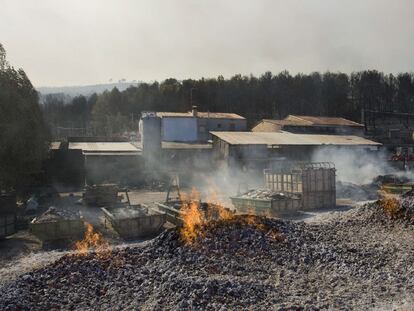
top-left (162, 117), bottom-right (198, 142)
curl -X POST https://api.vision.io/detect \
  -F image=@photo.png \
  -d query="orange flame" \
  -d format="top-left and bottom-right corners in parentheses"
top-left (379, 191), bottom-right (400, 218)
top-left (180, 200), bottom-right (205, 244)
top-left (178, 185), bottom-right (279, 245)
top-left (75, 222), bottom-right (111, 258)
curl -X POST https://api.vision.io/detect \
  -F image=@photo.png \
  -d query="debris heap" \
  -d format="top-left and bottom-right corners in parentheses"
top-left (239, 189), bottom-right (301, 200)
top-left (1, 210), bottom-right (413, 310)
top-left (32, 207), bottom-right (80, 224)
top-left (363, 195), bottom-right (414, 225)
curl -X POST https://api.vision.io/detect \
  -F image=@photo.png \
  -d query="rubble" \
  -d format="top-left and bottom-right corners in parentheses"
top-left (32, 207), bottom-right (80, 224)
top-left (362, 196), bottom-right (414, 225)
top-left (0, 208), bottom-right (413, 310)
top-left (239, 189), bottom-right (301, 200)
top-left (373, 174), bottom-right (410, 186)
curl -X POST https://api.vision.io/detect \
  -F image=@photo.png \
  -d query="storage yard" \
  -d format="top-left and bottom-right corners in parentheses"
top-left (1, 112), bottom-right (414, 310)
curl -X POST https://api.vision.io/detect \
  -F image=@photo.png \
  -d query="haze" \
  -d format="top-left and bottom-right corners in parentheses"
top-left (1, 0), bottom-right (413, 87)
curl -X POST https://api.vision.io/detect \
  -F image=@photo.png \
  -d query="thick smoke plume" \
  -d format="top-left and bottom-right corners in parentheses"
top-left (312, 147), bottom-right (394, 185)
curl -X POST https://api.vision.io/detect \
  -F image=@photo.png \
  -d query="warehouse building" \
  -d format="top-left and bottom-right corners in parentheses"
top-left (48, 140), bottom-right (143, 187)
top-left (252, 115), bottom-right (364, 136)
top-left (211, 131), bottom-right (381, 170)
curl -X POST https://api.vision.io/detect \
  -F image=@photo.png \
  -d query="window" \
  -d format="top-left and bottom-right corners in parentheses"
top-left (217, 123), bottom-right (222, 129)
top-left (229, 123), bottom-right (235, 130)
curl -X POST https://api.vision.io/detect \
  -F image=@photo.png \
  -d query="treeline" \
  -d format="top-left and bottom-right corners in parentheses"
top-left (42, 70), bottom-right (414, 136)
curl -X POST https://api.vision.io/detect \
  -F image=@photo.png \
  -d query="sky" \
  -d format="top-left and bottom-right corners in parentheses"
top-left (1, 0), bottom-right (414, 87)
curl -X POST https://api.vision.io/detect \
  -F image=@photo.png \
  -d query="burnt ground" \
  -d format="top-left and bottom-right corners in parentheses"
top-left (0, 190), bottom-right (168, 285)
top-left (0, 202), bottom-right (413, 310)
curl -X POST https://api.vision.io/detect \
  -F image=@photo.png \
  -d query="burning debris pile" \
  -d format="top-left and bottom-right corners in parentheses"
top-left (1, 203), bottom-right (413, 310)
top-left (360, 195), bottom-right (414, 225)
top-left (74, 222), bottom-right (112, 258)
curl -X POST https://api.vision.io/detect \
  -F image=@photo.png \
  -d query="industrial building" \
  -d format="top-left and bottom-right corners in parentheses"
top-left (363, 110), bottom-right (414, 170)
top-left (211, 131), bottom-right (381, 169)
top-left (48, 139), bottom-right (143, 187)
top-left (140, 106), bottom-right (246, 142)
top-left (252, 115), bottom-right (364, 135)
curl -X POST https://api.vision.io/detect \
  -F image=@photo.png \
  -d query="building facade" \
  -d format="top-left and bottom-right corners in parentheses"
top-left (148, 107), bottom-right (247, 142)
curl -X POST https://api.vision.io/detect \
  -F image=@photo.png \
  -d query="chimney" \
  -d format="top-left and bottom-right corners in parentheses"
top-left (192, 105), bottom-right (198, 117)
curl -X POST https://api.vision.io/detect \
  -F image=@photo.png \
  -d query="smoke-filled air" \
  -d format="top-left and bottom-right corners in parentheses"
top-left (2, 1), bottom-right (414, 310)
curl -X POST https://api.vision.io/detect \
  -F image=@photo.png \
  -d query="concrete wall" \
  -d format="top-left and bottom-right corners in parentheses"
top-left (141, 115), bottom-right (162, 162)
top-left (162, 117), bottom-right (198, 142)
top-left (85, 154), bottom-right (144, 185)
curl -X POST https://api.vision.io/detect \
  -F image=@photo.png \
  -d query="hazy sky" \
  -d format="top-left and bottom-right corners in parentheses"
top-left (1, 0), bottom-right (414, 87)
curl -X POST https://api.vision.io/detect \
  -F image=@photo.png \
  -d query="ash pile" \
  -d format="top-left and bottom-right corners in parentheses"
top-left (354, 194), bottom-right (414, 226)
top-left (32, 206), bottom-right (80, 224)
top-left (1, 207), bottom-right (413, 310)
top-left (239, 189), bottom-right (301, 200)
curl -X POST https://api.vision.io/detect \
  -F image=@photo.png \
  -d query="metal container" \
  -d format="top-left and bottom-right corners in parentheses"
top-left (0, 214), bottom-right (17, 239)
top-left (102, 205), bottom-right (166, 239)
top-left (231, 195), bottom-right (302, 216)
top-left (29, 218), bottom-right (85, 242)
top-left (156, 202), bottom-right (184, 226)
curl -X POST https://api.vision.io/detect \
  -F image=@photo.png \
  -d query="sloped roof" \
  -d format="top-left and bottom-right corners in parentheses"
top-left (68, 142), bottom-right (140, 153)
top-left (156, 111), bottom-right (245, 120)
top-left (285, 115), bottom-right (363, 127)
top-left (260, 119), bottom-right (308, 126)
top-left (210, 131), bottom-right (380, 146)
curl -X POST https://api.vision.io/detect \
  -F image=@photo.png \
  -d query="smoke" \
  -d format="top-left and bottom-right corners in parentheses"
top-left (311, 147), bottom-right (393, 185)
top-left (188, 157), bottom-right (265, 206)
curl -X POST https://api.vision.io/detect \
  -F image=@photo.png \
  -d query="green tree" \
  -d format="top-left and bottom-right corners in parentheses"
top-left (0, 43), bottom-right (49, 192)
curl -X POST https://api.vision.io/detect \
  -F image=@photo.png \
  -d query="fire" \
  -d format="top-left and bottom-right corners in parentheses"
top-left (379, 192), bottom-right (400, 219)
top-left (75, 222), bottom-right (111, 258)
top-left (179, 186), bottom-right (279, 245)
top-left (180, 200), bottom-right (205, 244)
top-left (180, 188), bottom-right (233, 244)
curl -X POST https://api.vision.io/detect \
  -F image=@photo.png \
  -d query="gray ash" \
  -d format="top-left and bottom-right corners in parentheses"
top-left (1, 211), bottom-right (413, 310)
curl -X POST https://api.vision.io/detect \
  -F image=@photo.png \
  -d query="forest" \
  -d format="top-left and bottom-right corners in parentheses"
top-left (42, 70), bottom-right (414, 137)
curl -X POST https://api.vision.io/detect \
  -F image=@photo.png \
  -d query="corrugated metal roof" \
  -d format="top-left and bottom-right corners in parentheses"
top-left (69, 142), bottom-right (140, 153)
top-left (83, 152), bottom-right (141, 156)
top-left (286, 115), bottom-right (364, 127)
top-left (210, 131), bottom-right (381, 146)
top-left (162, 141), bottom-right (212, 150)
top-left (156, 111), bottom-right (245, 120)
